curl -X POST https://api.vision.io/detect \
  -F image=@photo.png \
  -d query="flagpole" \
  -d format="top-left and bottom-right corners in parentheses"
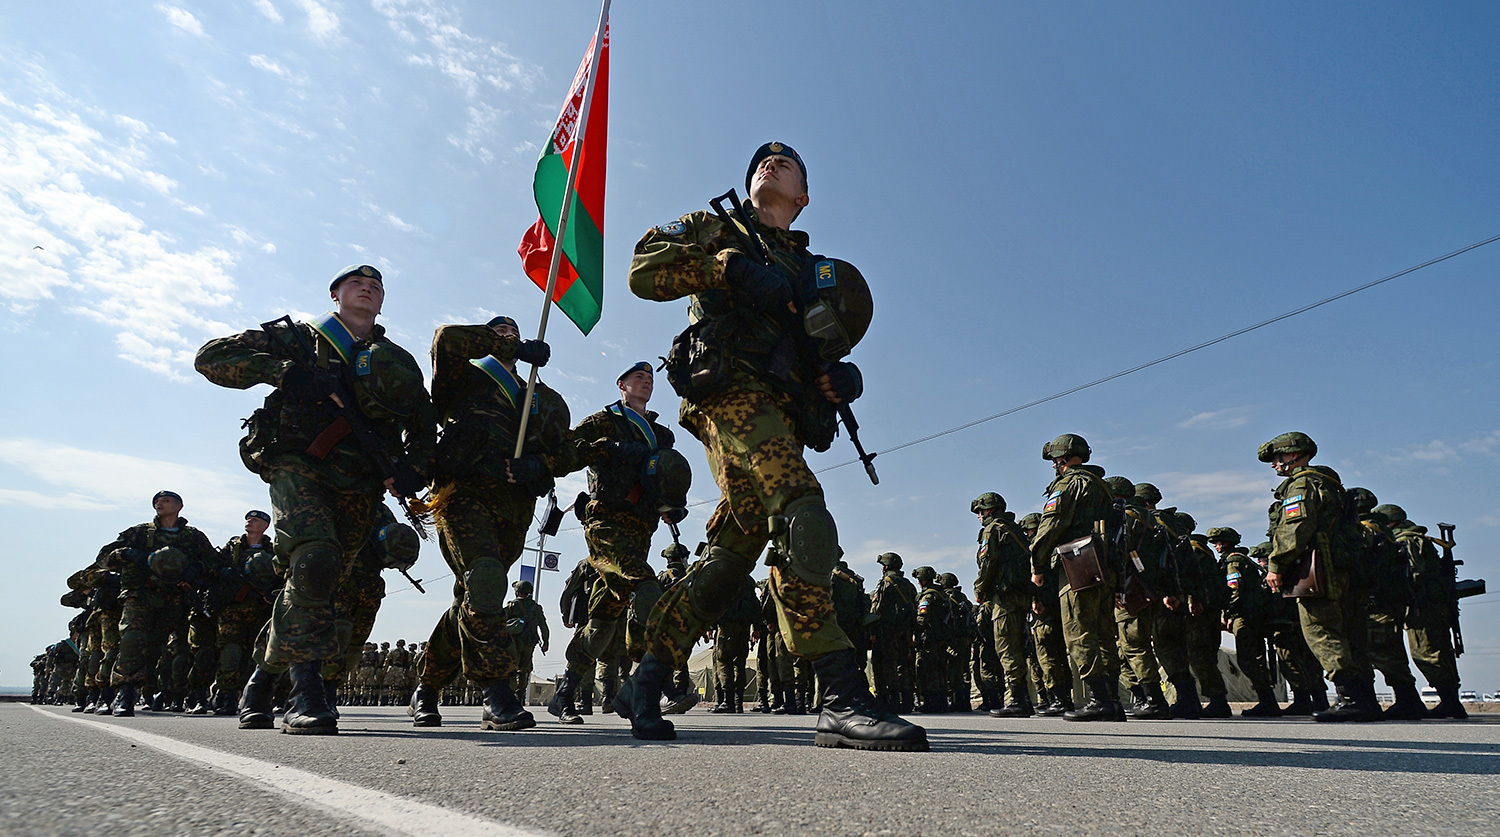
top-left (512, 0), bottom-right (612, 459)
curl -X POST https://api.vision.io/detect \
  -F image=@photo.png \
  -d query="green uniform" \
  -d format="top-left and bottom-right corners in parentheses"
top-left (870, 569), bottom-right (918, 709)
top-left (1224, 548), bottom-right (1275, 692)
top-left (1182, 536), bottom-right (1230, 700)
top-left (914, 583), bottom-right (950, 710)
top-left (95, 519), bottom-right (217, 687)
top-left (195, 317), bottom-right (436, 671)
top-left (1031, 465), bottom-right (1118, 682)
top-left (974, 512), bottom-right (1033, 706)
top-left (1394, 522), bottom-right (1460, 690)
top-left (943, 586), bottom-right (977, 709)
top-left (1359, 514), bottom-right (1417, 689)
top-left (505, 596), bottom-right (550, 697)
top-left (416, 325), bottom-right (570, 689)
top-left (1115, 503), bottom-right (1185, 689)
top-left (209, 534), bottom-right (279, 702)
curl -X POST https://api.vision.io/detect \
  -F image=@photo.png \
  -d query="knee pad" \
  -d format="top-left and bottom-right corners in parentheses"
top-left (462, 558), bottom-right (508, 617)
top-left (629, 579), bottom-right (664, 625)
top-left (219, 643), bottom-right (243, 674)
top-left (285, 542), bottom-right (340, 608)
top-left (769, 495), bottom-right (838, 587)
top-left (687, 546), bottom-right (754, 622)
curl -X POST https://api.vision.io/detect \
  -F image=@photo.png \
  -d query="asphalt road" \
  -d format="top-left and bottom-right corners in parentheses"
top-left (5, 702), bottom-right (1497, 836)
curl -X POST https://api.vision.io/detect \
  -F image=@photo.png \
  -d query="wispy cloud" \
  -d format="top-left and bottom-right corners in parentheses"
top-left (1377, 430), bottom-right (1500, 466)
top-left (1149, 469), bottom-right (1279, 530)
top-left (248, 54), bottom-right (306, 86)
top-left (383, 211), bottom-right (417, 232)
top-left (294, 0), bottom-right (342, 45)
top-left (158, 4), bottom-right (208, 37)
top-left (253, 0), bottom-right (284, 24)
top-left (1178, 406), bottom-right (1255, 431)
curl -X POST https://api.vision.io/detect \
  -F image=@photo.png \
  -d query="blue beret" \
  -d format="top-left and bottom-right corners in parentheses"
top-left (746, 141), bottom-right (807, 194)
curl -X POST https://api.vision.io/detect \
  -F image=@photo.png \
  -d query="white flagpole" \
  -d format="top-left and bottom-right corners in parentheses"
top-left (512, 0), bottom-right (611, 459)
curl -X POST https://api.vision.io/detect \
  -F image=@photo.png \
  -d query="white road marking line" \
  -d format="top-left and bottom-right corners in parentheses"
top-left (29, 705), bottom-right (550, 837)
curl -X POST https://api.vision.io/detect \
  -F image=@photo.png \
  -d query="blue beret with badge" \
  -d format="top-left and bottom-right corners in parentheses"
top-left (746, 141), bottom-right (807, 194)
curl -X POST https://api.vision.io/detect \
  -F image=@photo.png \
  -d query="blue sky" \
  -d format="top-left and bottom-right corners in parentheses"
top-left (3, 1), bottom-right (1498, 692)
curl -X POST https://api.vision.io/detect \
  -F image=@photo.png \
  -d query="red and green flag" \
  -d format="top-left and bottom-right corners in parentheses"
top-left (517, 17), bottom-right (610, 336)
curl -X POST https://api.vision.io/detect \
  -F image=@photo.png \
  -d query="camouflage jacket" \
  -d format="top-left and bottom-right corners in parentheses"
top-left (872, 570), bottom-right (918, 631)
top-left (1223, 548), bottom-right (1270, 623)
top-left (915, 584), bottom-right (949, 646)
top-left (95, 518), bottom-right (218, 595)
top-left (1181, 537), bottom-right (1230, 612)
top-left (505, 597), bottom-right (549, 647)
top-left (1121, 501), bottom-right (1180, 597)
top-left (574, 401), bottom-right (674, 518)
top-left (831, 568), bottom-right (870, 651)
top-left (1391, 522), bottom-right (1450, 616)
top-left (212, 534), bottom-right (280, 610)
top-left (1359, 514), bottom-right (1413, 618)
top-left (1267, 465), bottom-right (1358, 598)
top-left (196, 318), bottom-right (436, 492)
top-left (430, 325), bottom-right (574, 489)
top-left (1031, 464), bottom-right (1113, 580)
top-left (974, 511), bottom-right (1032, 604)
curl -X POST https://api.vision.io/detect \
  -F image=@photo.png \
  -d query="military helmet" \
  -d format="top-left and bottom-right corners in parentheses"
top-left (662, 543), bottom-right (689, 564)
top-left (1173, 512), bottom-right (1197, 534)
top-left (1041, 433), bottom-right (1091, 462)
top-left (60, 589), bottom-right (89, 609)
top-left (1257, 431), bottom-right (1317, 463)
top-left (643, 448), bottom-right (692, 514)
top-left (939, 572), bottom-right (959, 588)
top-left (381, 642), bottom-right (389, 648)
top-left (876, 552), bottom-right (903, 569)
top-left (1104, 476), bottom-right (1135, 500)
top-left (147, 545), bottom-right (188, 582)
top-left (970, 492), bottom-right (1005, 514)
top-left (1348, 487), bottom-right (1378, 514)
top-left (1019, 512), bottom-right (1041, 530)
top-left (244, 549), bottom-right (279, 588)
top-left (797, 258), bottom-right (872, 362)
top-left (512, 580), bottom-right (533, 595)
top-left (1372, 503), bottom-right (1408, 525)
top-left (1205, 526), bottom-right (1241, 545)
top-left (376, 522), bottom-right (420, 571)
top-left (396, 639), bottom-right (406, 646)
top-left (911, 565), bottom-right (937, 582)
top-left (1133, 482), bottom-right (1162, 504)
top-left (349, 342), bottom-right (427, 423)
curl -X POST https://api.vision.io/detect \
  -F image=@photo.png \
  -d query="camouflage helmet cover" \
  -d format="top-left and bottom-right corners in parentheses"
top-left (644, 448), bottom-right (692, 514)
top-left (1041, 433), bottom-right (1091, 462)
top-left (1257, 431), bottom-right (1318, 463)
top-left (939, 572), bottom-right (959, 588)
top-left (1133, 482), bottom-right (1162, 504)
top-left (1205, 526), bottom-right (1241, 545)
top-left (970, 492), bottom-right (1005, 514)
top-left (911, 565), bottom-right (937, 581)
top-left (147, 545), bottom-right (188, 582)
top-left (1019, 512), bottom-right (1041, 530)
top-left (1348, 487), bottom-right (1378, 514)
top-left (1104, 476), bottom-right (1135, 499)
top-left (376, 522), bottom-right (420, 571)
top-left (876, 552), bottom-right (903, 569)
top-left (1173, 511), bottom-right (1197, 534)
top-left (512, 579), bottom-right (533, 595)
top-left (1372, 503), bottom-right (1408, 525)
top-left (798, 258), bottom-right (872, 361)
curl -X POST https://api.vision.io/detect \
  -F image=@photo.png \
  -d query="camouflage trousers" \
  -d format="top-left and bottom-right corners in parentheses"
top-left (775, 633), bottom-right (813, 689)
top-left (1367, 611), bottom-right (1417, 688)
top-left (111, 589), bottom-right (182, 687)
top-left (1147, 605), bottom-right (1192, 681)
top-left (420, 479), bottom-right (532, 688)
top-left (1298, 588), bottom-right (1372, 682)
top-left (261, 462), bottom-right (382, 670)
top-left (1031, 600), bottom-right (1073, 697)
top-left (507, 642), bottom-right (537, 698)
top-left (1229, 618), bottom-right (1275, 692)
top-left (990, 595), bottom-right (1031, 701)
top-left (185, 609), bottom-right (218, 689)
top-left (324, 560), bottom-right (385, 685)
top-left (758, 633), bottom-right (782, 693)
top-left (974, 607), bottom-right (1000, 697)
top-left (947, 638), bottom-right (973, 704)
top-left (1271, 621), bottom-right (1325, 695)
top-left (85, 613), bottom-right (120, 690)
top-left (869, 630), bottom-right (909, 705)
top-left (215, 599), bottom-right (271, 697)
top-left (1406, 607), bottom-right (1459, 689)
top-left (564, 509), bottom-right (657, 676)
top-left (1117, 605), bottom-right (1163, 688)
top-left (914, 641), bottom-right (947, 703)
top-left (712, 621), bottom-right (751, 702)
top-left (649, 386), bottom-right (852, 668)
top-left (1185, 609), bottom-right (1227, 698)
top-left (1059, 583), bottom-right (1120, 682)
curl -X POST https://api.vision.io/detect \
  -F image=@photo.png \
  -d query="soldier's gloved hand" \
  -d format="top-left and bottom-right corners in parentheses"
top-left (389, 463), bottom-right (426, 497)
top-left (822, 361), bottom-right (863, 404)
top-left (608, 440), bottom-right (650, 464)
top-left (279, 365), bottom-right (337, 402)
top-left (724, 253), bottom-right (793, 312)
top-left (109, 547), bottom-right (149, 570)
top-left (515, 339), bottom-right (551, 367)
top-left (505, 455), bottom-right (547, 486)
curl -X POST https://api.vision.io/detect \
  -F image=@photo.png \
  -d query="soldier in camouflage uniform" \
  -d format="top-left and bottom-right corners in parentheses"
top-left (869, 552), bottom-right (918, 712)
top-left (66, 564), bottom-right (122, 714)
top-left (911, 566), bottom-right (950, 713)
top-left (657, 545), bottom-right (699, 711)
top-left (940, 574), bottom-right (976, 711)
top-left (355, 643), bottom-right (379, 705)
top-left (1180, 521), bottom-right (1233, 719)
top-left (1030, 434), bottom-right (1123, 722)
top-left (197, 264), bottom-right (436, 735)
top-left (323, 507), bottom-right (420, 714)
top-left (93, 491), bottom-right (218, 717)
top-left (1259, 432), bottom-right (1379, 722)
top-left (1378, 504), bottom-right (1467, 719)
top-left (1209, 527), bottom-right (1281, 716)
top-left (1109, 476), bottom-right (1180, 720)
top-left (547, 362), bottom-right (691, 725)
top-left (207, 510), bottom-right (280, 715)
top-left (1130, 484), bottom-right (1198, 718)
top-left (972, 492), bottom-right (1037, 718)
top-left (504, 580), bottom-right (550, 703)
top-left (623, 142), bottom-right (923, 750)
top-left (1021, 512), bottom-right (1071, 714)
top-left (559, 558), bottom-right (598, 712)
top-left (403, 314), bottom-right (564, 732)
top-left (1247, 541), bottom-right (1327, 715)
top-left (712, 571), bottom-right (762, 713)
top-left (1350, 489), bottom-right (1427, 720)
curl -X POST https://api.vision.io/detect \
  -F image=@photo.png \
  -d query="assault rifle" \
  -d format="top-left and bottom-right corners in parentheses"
top-left (708, 189), bottom-right (880, 485)
top-left (1435, 523), bottom-right (1487, 657)
top-left (262, 316), bottom-right (433, 563)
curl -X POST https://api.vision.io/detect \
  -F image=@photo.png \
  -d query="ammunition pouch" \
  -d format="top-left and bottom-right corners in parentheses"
top-left (666, 318), bottom-right (734, 401)
top-left (238, 399), bottom-right (281, 483)
top-left (434, 418), bottom-right (487, 481)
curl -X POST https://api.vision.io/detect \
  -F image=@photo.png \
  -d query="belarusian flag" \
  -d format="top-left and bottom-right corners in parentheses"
top-left (517, 16), bottom-right (609, 336)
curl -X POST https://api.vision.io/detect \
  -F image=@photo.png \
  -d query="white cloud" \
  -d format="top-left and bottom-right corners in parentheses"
top-left (294, 0), bottom-right (341, 44)
top-left (383, 212), bottom-right (417, 232)
top-left (0, 438), bottom-right (262, 529)
top-left (1149, 469), bottom-right (1280, 530)
top-left (248, 54), bottom-right (305, 85)
top-left (158, 4), bottom-right (207, 37)
top-left (253, 0), bottom-right (284, 23)
top-left (1178, 406), bottom-right (1255, 431)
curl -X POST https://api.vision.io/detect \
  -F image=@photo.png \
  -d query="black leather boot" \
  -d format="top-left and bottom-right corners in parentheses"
top-left (1063, 679), bottom-right (1114, 722)
top-left (600, 680), bottom-right (617, 715)
top-left (1281, 688), bottom-right (1314, 716)
top-left (1313, 677), bottom-right (1376, 723)
top-left (185, 687), bottom-right (210, 715)
top-left (323, 680), bottom-right (340, 719)
top-left (408, 684), bottom-right (442, 727)
top-left (1200, 694), bottom-right (1232, 719)
top-left (1122, 685), bottom-right (1148, 719)
top-left (1130, 682), bottom-right (1172, 720)
top-left (771, 689), bottom-right (790, 714)
top-left (1430, 685), bottom-right (1469, 720)
top-left (813, 648), bottom-right (928, 752)
top-left (1242, 687), bottom-right (1283, 718)
top-left (1169, 676), bottom-right (1201, 720)
top-left (95, 686), bottom-right (116, 716)
top-left (546, 669), bottom-right (584, 724)
top-left (213, 690), bottom-right (237, 716)
top-left (990, 681), bottom-right (1035, 718)
top-left (72, 690), bottom-right (91, 713)
top-left (1383, 683), bottom-right (1428, 720)
top-left (578, 685), bottom-right (594, 716)
top-left (282, 661), bottom-right (337, 735)
top-left (110, 683), bottom-right (138, 717)
top-left (609, 653), bottom-right (675, 741)
top-left (482, 680), bottom-right (536, 731)
top-left (1104, 678), bottom-right (1128, 721)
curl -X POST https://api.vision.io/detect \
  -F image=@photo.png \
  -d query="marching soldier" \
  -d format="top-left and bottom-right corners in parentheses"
top-left (940, 574), bottom-right (976, 711)
top-left (1378, 504), bottom-right (1468, 719)
top-left (971, 492), bottom-right (1035, 718)
top-left (1021, 512), bottom-right (1072, 714)
top-left (869, 553), bottom-right (918, 712)
top-left (1180, 519), bottom-right (1233, 718)
top-left (1351, 489), bottom-right (1426, 720)
top-left (208, 510), bottom-right (280, 715)
top-left (912, 566), bottom-right (949, 713)
top-left (504, 580), bottom-right (550, 703)
top-left (1209, 527), bottom-right (1281, 717)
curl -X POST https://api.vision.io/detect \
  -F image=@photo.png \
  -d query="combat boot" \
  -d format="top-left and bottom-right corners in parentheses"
top-left (482, 680), bottom-right (536, 731)
top-left (212, 690), bottom-right (237, 716)
top-left (1281, 688), bottom-right (1314, 716)
top-left (1129, 683), bottom-right (1172, 720)
top-left (1357, 680), bottom-right (1385, 722)
top-left (282, 661), bottom-right (337, 735)
top-left (709, 696), bottom-right (731, 714)
top-left (408, 684), bottom-right (442, 727)
top-left (72, 690), bottom-right (91, 713)
top-left (1063, 679), bottom-right (1114, 722)
top-left (1309, 688), bottom-right (1330, 713)
top-left (1429, 685), bottom-right (1469, 720)
top-left (323, 680), bottom-right (340, 720)
top-left (546, 670), bottom-right (584, 725)
top-left (110, 684), bottom-right (137, 717)
top-left (600, 680), bottom-right (618, 715)
top-left (185, 687), bottom-right (210, 715)
top-left (813, 648), bottom-right (928, 752)
top-left (166, 691), bottom-right (186, 713)
top-left (989, 682), bottom-right (1035, 718)
top-left (1123, 685), bottom-right (1149, 718)
top-left (1242, 687), bottom-right (1283, 717)
top-left (1383, 683), bottom-right (1428, 721)
top-left (660, 684), bottom-right (699, 715)
top-left (771, 689), bottom-right (790, 714)
top-left (1104, 678), bottom-right (1129, 721)
top-left (1036, 689), bottom-right (1068, 716)
top-left (94, 686), bottom-right (115, 716)
top-left (1313, 677), bottom-right (1376, 723)
top-left (610, 652), bottom-right (676, 741)
top-left (1168, 675), bottom-right (1201, 720)
top-left (1200, 695), bottom-right (1233, 719)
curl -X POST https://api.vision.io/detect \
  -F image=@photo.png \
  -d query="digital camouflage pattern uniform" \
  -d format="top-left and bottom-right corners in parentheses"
top-left (870, 561), bottom-right (918, 710)
top-left (1031, 464), bottom-right (1119, 687)
top-left (416, 325), bottom-right (570, 692)
top-left (209, 533), bottom-right (279, 708)
top-left (504, 590), bottom-right (550, 698)
top-left (974, 508), bottom-right (1034, 712)
top-left (195, 318), bottom-right (436, 672)
top-left (324, 507), bottom-right (418, 701)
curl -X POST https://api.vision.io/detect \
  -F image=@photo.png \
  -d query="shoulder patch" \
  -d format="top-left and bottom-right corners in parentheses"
top-left (1283, 503), bottom-right (1303, 520)
top-left (655, 220), bottom-right (686, 236)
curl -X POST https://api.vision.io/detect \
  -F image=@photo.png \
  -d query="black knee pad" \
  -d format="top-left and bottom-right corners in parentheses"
top-left (285, 542), bottom-right (340, 608)
top-left (769, 496), bottom-right (838, 587)
top-left (462, 558), bottom-right (508, 617)
top-left (687, 547), bottom-right (754, 622)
